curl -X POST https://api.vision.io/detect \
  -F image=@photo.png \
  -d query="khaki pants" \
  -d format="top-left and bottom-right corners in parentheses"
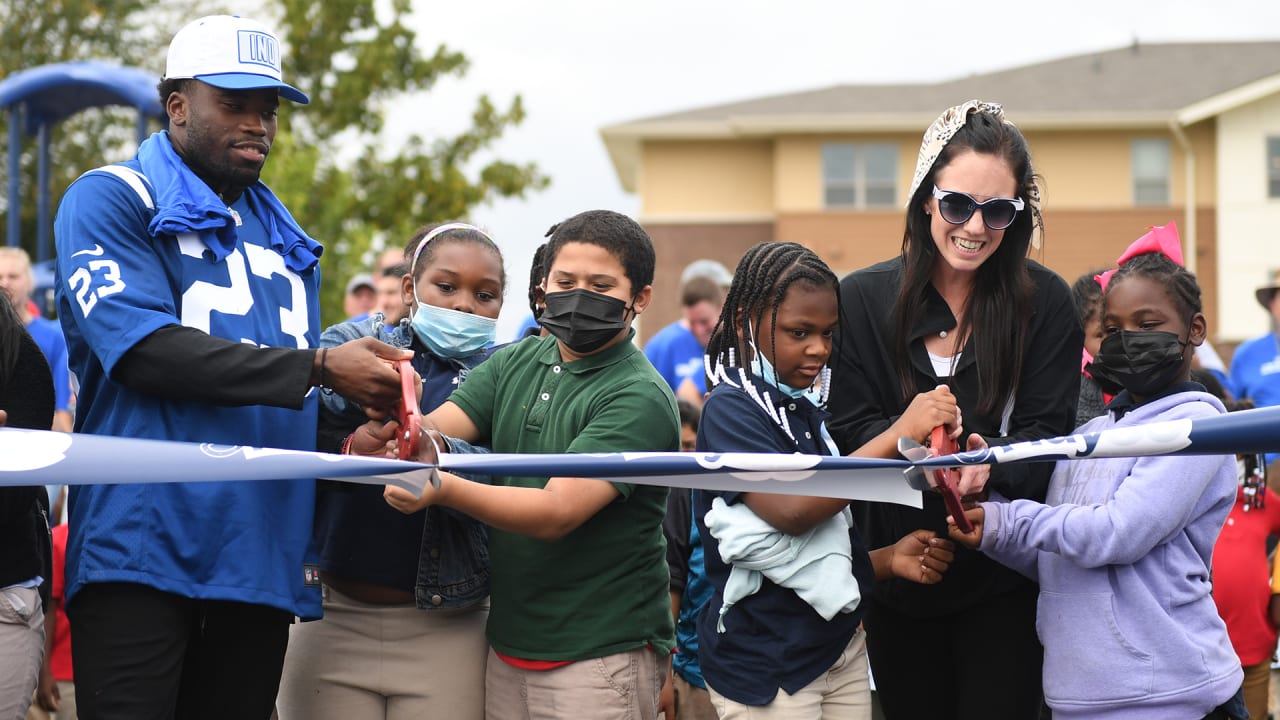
top-left (0, 587), bottom-right (44, 720)
top-left (706, 629), bottom-right (870, 720)
top-left (276, 586), bottom-right (488, 720)
top-left (485, 646), bottom-right (665, 720)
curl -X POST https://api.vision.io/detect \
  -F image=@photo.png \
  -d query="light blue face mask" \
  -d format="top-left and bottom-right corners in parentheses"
top-left (747, 320), bottom-right (816, 400)
top-left (410, 299), bottom-right (497, 359)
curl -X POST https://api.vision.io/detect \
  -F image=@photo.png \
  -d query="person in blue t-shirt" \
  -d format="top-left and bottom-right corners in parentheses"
top-left (278, 222), bottom-right (505, 719)
top-left (52, 15), bottom-right (409, 720)
top-left (645, 268), bottom-right (726, 406)
top-left (1229, 270), bottom-right (1280, 469)
top-left (692, 241), bottom-right (966, 719)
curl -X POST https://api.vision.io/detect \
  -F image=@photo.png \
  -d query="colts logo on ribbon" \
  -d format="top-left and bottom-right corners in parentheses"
top-left (237, 30), bottom-right (280, 72)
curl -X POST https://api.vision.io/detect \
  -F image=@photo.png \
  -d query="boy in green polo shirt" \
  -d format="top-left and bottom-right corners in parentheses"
top-left (382, 209), bottom-right (679, 719)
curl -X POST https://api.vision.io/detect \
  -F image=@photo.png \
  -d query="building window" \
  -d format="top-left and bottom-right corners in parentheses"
top-left (1132, 138), bottom-right (1170, 206)
top-left (1268, 137), bottom-right (1280, 198)
top-left (822, 143), bottom-right (897, 209)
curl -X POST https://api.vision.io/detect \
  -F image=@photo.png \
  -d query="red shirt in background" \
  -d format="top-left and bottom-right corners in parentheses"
top-left (49, 522), bottom-right (73, 681)
top-left (1211, 486), bottom-right (1280, 667)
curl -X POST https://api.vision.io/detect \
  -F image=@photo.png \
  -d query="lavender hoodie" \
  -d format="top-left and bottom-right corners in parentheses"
top-left (981, 390), bottom-right (1241, 720)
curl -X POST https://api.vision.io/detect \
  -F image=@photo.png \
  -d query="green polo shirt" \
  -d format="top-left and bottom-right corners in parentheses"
top-left (449, 330), bottom-right (679, 660)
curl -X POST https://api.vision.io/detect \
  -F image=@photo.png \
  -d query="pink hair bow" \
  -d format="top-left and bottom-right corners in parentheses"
top-left (1095, 222), bottom-right (1181, 291)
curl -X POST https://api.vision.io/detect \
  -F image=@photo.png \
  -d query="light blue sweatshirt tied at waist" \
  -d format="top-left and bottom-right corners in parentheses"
top-left (704, 496), bottom-right (860, 632)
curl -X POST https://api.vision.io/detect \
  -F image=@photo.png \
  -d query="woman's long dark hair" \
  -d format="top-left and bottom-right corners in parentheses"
top-left (0, 292), bottom-right (23, 393)
top-left (892, 111), bottom-right (1042, 417)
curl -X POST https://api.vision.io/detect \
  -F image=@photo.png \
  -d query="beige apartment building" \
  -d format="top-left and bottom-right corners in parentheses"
top-left (601, 41), bottom-right (1280, 355)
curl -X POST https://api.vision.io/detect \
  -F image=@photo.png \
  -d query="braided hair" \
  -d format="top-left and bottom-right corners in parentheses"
top-left (705, 242), bottom-right (840, 389)
top-left (528, 242), bottom-right (548, 319)
top-left (1105, 251), bottom-right (1202, 318)
top-left (0, 292), bottom-right (21, 386)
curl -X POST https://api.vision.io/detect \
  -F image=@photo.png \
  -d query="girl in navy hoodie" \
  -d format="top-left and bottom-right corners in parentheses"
top-left (693, 242), bottom-right (965, 719)
top-left (950, 228), bottom-right (1245, 720)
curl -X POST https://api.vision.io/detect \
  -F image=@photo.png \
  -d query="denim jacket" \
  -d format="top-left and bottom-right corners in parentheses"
top-left (318, 316), bottom-right (490, 610)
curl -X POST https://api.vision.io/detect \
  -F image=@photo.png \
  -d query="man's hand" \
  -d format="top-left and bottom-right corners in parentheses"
top-left (0, 409), bottom-right (7, 426)
top-left (316, 337), bottom-right (412, 414)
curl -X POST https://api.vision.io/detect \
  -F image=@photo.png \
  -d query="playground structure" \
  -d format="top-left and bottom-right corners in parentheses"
top-left (0, 61), bottom-right (165, 311)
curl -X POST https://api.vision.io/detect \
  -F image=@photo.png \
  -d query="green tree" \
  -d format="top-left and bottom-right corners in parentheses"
top-left (0, 0), bottom-right (548, 324)
top-left (269, 0), bottom-right (548, 323)
top-left (0, 0), bottom-right (189, 265)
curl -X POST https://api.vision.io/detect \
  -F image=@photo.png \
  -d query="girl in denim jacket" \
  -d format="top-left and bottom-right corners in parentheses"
top-left (278, 223), bottom-right (505, 719)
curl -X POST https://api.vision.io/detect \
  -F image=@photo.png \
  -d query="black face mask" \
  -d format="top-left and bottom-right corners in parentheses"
top-left (540, 288), bottom-right (632, 354)
top-left (1086, 329), bottom-right (1189, 397)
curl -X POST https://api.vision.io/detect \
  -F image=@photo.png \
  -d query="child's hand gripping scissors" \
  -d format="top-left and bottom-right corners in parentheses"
top-left (928, 425), bottom-right (972, 533)
top-left (898, 426), bottom-right (973, 533)
top-left (394, 359), bottom-right (423, 461)
top-left (391, 359), bottom-right (443, 493)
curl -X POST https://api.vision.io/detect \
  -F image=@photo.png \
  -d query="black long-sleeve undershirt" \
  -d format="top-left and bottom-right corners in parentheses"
top-left (113, 324), bottom-right (316, 410)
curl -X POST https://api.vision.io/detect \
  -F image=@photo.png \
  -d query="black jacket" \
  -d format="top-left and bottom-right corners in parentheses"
top-left (828, 256), bottom-right (1082, 616)
top-left (0, 326), bottom-right (55, 609)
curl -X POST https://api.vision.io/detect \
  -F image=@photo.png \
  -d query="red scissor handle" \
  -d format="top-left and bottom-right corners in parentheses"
top-left (395, 359), bottom-right (422, 461)
top-left (930, 425), bottom-right (972, 533)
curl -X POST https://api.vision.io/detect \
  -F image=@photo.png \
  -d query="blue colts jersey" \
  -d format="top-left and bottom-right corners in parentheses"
top-left (54, 160), bottom-right (322, 616)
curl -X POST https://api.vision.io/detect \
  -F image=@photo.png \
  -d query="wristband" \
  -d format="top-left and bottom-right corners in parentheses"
top-left (318, 348), bottom-right (330, 390)
top-left (340, 433), bottom-right (355, 455)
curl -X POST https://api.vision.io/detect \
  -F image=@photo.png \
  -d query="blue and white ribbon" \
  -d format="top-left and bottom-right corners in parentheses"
top-left (3, 405), bottom-right (1279, 507)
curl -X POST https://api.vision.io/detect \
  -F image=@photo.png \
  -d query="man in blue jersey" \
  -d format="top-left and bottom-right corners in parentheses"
top-left (53, 15), bottom-right (410, 720)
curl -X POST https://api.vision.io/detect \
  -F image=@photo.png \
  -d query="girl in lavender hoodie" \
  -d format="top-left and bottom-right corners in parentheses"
top-left (949, 237), bottom-right (1245, 720)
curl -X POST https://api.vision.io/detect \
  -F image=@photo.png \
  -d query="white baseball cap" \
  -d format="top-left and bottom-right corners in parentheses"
top-left (164, 15), bottom-right (309, 105)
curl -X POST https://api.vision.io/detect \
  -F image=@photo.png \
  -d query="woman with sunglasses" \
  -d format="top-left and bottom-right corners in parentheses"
top-left (828, 100), bottom-right (1083, 720)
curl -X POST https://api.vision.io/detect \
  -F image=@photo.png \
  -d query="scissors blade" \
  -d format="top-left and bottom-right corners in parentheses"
top-left (898, 437), bottom-right (933, 491)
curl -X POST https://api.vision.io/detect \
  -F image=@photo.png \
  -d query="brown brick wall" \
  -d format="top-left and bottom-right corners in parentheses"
top-left (642, 222), bottom-right (774, 344)
top-left (1039, 207), bottom-right (1221, 357)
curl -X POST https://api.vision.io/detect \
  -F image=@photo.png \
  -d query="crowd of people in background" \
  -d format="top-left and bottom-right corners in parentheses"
top-left (5, 12), bottom-right (1280, 720)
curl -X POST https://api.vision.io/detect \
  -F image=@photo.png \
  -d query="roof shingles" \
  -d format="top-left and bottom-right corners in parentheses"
top-left (622, 41), bottom-right (1280, 124)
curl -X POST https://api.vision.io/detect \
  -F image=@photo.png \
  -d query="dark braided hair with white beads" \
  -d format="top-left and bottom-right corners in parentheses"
top-left (705, 242), bottom-right (840, 389)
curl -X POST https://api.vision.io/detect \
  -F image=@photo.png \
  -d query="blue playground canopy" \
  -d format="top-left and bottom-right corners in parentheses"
top-left (0, 60), bottom-right (165, 264)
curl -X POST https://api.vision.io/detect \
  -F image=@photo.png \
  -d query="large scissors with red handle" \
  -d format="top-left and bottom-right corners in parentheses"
top-left (395, 359), bottom-right (422, 461)
top-left (929, 425), bottom-right (972, 533)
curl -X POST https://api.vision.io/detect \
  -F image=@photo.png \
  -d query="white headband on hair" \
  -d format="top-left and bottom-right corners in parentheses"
top-left (409, 222), bottom-right (494, 272)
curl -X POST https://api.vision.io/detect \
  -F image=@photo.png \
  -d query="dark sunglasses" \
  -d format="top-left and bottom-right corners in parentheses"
top-left (931, 186), bottom-right (1025, 231)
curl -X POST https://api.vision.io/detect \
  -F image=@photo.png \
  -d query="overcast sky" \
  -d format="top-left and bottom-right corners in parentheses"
top-left (378, 0), bottom-right (1280, 340)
